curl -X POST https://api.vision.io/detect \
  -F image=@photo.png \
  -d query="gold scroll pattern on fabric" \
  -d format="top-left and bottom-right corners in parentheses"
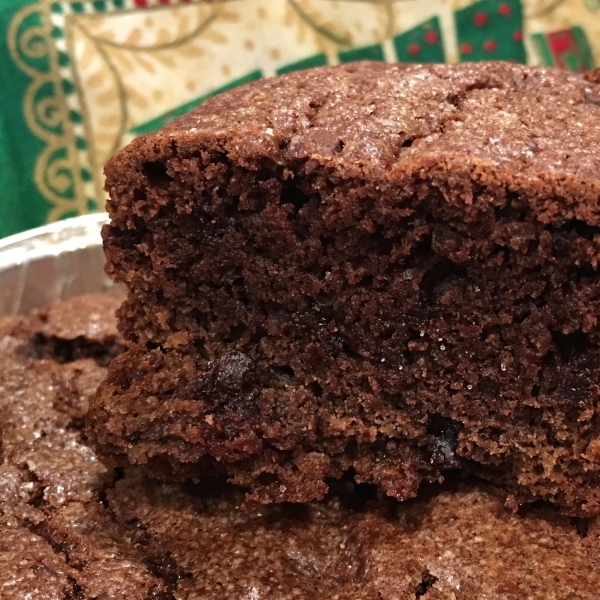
top-left (6, 0), bottom-right (599, 223)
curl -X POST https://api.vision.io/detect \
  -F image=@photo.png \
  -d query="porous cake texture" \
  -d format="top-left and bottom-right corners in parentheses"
top-left (1, 294), bottom-right (600, 598)
top-left (90, 62), bottom-right (600, 514)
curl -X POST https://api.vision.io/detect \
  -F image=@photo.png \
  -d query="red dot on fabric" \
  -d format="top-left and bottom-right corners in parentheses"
top-left (134, 0), bottom-right (147, 7)
top-left (512, 30), bottom-right (523, 42)
top-left (460, 43), bottom-right (473, 54)
top-left (483, 40), bottom-right (497, 52)
top-left (408, 43), bottom-right (420, 55)
top-left (473, 12), bottom-right (488, 26)
top-left (498, 3), bottom-right (511, 16)
top-left (424, 31), bottom-right (438, 44)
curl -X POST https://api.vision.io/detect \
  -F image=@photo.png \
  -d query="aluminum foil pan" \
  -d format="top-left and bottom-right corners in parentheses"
top-left (0, 213), bottom-right (119, 317)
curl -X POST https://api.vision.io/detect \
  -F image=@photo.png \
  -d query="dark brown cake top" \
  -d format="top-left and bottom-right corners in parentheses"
top-left (31, 293), bottom-right (123, 343)
top-left (0, 293), bottom-right (126, 367)
top-left (108, 61), bottom-right (600, 220)
top-left (0, 295), bottom-right (165, 600)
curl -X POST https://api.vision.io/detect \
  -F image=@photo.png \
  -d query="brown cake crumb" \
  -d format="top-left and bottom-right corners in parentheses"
top-left (90, 62), bottom-right (600, 514)
top-left (2, 293), bottom-right (600, 597)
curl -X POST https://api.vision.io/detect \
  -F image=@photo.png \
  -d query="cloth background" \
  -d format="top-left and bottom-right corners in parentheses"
top-left (0, 0), bottom-right (598, 239)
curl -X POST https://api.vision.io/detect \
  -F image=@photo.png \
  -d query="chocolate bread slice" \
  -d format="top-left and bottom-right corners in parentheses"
top-left (89, 62), bottom-right (600, 515)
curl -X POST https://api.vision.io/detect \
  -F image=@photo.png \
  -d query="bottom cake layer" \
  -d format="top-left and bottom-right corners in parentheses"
top-left (1, 293), bottom-right (600, 599)
top-left (88, 342), bottom-right (600, 515)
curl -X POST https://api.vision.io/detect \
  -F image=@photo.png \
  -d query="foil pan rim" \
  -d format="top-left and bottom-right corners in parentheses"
top-left (0, 213), bottom-right (109, 271)
top-left (0, 213), bottom-right (114, 317)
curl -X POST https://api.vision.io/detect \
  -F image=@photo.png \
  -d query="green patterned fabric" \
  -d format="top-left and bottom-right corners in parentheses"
top-left (0, 2), bottom-right (47, 238)
top-left (0, 0), bottom-right (598, 239)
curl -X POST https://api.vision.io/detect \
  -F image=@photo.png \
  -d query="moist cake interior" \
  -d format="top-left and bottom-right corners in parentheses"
top-left (91, 62), bottom-right (600, 514)
top-left (1, 294), bottom-right (600, 598)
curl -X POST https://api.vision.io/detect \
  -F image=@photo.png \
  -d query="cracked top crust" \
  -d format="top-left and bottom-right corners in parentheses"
top-left (31, 294), bottom-right (124, 344)
top-left (107, 61), bottom-right (600, 222)
top-left (110, 473), bottom-right (600, 600)
top-left (0, 294), bottom-right (165, 600)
